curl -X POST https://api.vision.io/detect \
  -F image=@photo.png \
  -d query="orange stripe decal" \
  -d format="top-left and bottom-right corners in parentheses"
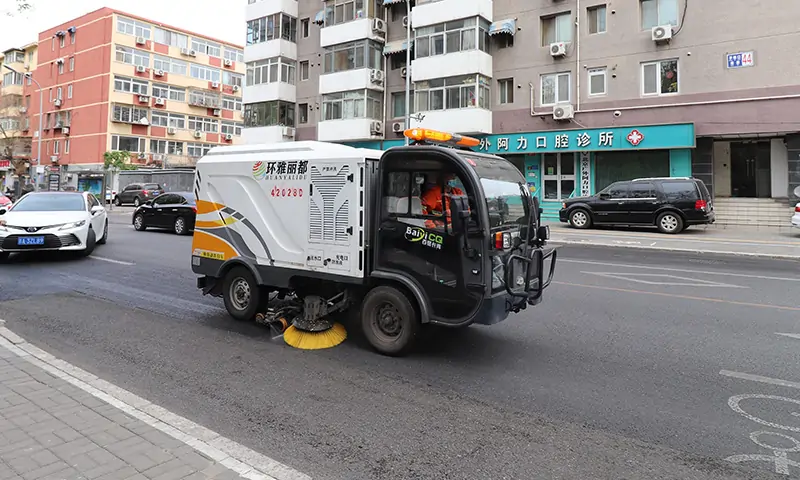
top-left (196, 200), bottom-right (226, 215)
top-left (191, 230), bottom-right (239, 260)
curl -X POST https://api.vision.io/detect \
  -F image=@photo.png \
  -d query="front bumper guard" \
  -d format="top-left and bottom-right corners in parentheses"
top-left (504, 247), bottom-right (558, 304)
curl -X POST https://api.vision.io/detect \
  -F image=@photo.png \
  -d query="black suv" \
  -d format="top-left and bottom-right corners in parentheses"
top-left (114, 183), bottom-right (164, 207)
top-left (559, 177), bottom-right (714, 234)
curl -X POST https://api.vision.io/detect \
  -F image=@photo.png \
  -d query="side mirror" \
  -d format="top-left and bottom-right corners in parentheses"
top-left (91, 205), bottom-right (104, 215)
top-left (0, 208), bottom-right (6, 216)
top-left (144, 200), bottom-right (152, 206)
top-left (598, 193), bottom-right (610, 200)
top-left (448, 194), bottom-right (470, 234)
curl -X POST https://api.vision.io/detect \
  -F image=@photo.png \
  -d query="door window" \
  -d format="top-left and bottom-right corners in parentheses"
top-left (383, 170), bottom-right (469, 232)
top-left (629, 182), bottom-right (655, 199)
top-left (152, 194), bottom-right (171, 205)
top-left (604, 182), bottom-right (629, 199)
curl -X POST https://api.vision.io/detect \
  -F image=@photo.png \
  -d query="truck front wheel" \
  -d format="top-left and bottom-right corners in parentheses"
top-left (222, 266), bottom-right (261, 321)
top-left (361, 286), bottom-right (420, 357)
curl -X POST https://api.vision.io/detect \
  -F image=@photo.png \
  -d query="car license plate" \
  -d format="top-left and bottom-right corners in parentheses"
top-left (18, 236), bottom-right (45, 246)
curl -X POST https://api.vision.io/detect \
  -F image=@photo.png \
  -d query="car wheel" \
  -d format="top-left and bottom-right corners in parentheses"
top-left (80, 229), bottom-right (97, 257)
top-left (174, 216), bottom-right (188, 235)
top-left (133, 197), bottom-right (141, 207)
top-left (97, 220), bottom-right (108, 244)
top-left (361, 285), bottom-right (420, 357)
top-left (0, 252), bottom-right (9, 262)
top-left (133, 213), bottom-right (146, 231)
top-left (569, 209), bottom-right (592, 229)
top-left (222, 266), bottom-right (261, 321)
top-left (657, 212), bottom-right (684, 234)
top-left (114, 196), bottom-right (122, 206)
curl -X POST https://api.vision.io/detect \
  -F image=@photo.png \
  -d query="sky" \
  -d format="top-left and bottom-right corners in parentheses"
top-left (0, 0), bottom-right (245, 49)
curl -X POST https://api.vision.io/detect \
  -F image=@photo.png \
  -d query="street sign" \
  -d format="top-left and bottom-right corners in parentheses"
top-left (727, 51), bottom-right (754, 69)
top-left (48, 174), bottom-right (60, 191)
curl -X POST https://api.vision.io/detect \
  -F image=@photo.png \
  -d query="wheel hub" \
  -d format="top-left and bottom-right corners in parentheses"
top-left (376, 304), bottom-right (402, 337)
top-left (230, 278), bottom-right (250, 310)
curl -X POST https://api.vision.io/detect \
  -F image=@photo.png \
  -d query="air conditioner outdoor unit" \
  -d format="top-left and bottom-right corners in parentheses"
top-left (55, 58), bottom-right (64, 65)
top-left (167, 127), bottom-right (176, 135)
top-left (372, 18), bottom-right (386, 33)
top-left (402, 16), bottom-right (409, 28)
top-left (138, 95), bottom-right (149, 103)
top-left (154, 69), bottom-right (165, 77)
top-left (651, 25), bottom-right (673, 43)
top-left (135, 36), bottom-right (146, 45)
top-left (211, 82), bottom-right (219, 89)
top-left (50, 156), bottom-right (58, 163)
top-left (18, 107), bottom-right (27, 113)
top-left (212, 109), bottom-right (221, 116)
top-left (152, 154), bottom-right (164, 161)
top-left (552, 104), bottom-right (574, 120)
top-left (400, 67), bottom-right (407, 78)
top-left (550, 42), bottom-right (567, 57)
top-left (281, 126), bottom-right (295, 137)
top-left (154, 97), bottom-right (165, 106)
top-left (180, 48), bottom-right (190, 55)
top-left (370, 121), bottom-right (383, 135)
top-left (223, 59), bottom-right (233, 67)
top-left (232, 85), bottom-right (240, 92)
top-left (136, 65), bottom-right (146, 73)
top-left (63, 127), bottom-right (70, 135)
top-left (193, 130), bottom-right (202, 138)
top-left (370, 69), bottom-right (385, 84)
top-left (54, 99), bottom-right (62, 107)
top-left (224, 133), bottom-right (233, 141)
top-left (392, 121), bottom-right (404, 133)
top-left (188, 49), bottom-right (197, 57)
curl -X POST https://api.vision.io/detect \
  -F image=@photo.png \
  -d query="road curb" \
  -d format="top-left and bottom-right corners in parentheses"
top-left (549, 239), bottom-right (800, 261)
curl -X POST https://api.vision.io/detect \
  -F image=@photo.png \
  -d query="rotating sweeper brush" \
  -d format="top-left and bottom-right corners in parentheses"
top-left (256, 293), bottom-right (347, 350)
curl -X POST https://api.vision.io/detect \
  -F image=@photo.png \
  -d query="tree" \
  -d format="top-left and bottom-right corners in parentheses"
top-left (0, 94), bottom-right (32, 178)
top-left (103, 151), bottom-right (138, 171)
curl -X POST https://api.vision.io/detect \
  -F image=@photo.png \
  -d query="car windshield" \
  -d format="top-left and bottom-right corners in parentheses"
top-left (11, 194), bottom-right (85, 212)
top-left (463, 154), bottom-right (529, 229)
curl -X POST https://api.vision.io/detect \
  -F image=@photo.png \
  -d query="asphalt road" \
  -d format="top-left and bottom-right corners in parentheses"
top-left (1, 213), bottom-right (798, 479)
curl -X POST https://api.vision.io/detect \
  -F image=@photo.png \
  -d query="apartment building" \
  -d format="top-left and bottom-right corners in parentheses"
top-left (0, 43), bottom-right (38, 187)
top-left (1, 7), bottom-right (245, 190)
top-left (244, 0), bottom-right (800, 222)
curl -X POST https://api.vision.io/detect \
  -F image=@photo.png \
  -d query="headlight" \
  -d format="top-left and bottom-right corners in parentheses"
top-left (59, 220), bottom-right (86, 230)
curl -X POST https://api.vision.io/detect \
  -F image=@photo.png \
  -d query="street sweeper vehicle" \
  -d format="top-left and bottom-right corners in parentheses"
top-left (190, 128), bottom-right (557, 356)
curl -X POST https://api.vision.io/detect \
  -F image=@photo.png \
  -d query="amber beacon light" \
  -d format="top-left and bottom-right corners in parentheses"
top-left (403, 128), bottom-right (481, 148)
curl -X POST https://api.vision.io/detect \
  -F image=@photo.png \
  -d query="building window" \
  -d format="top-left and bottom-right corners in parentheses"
top-left (224, 47), bottom-right (244, 64)
top-left (65, 139), bottom-right (70, 153)
top-left (153, 55), bottom-right (188, 76)
top-left (53, 140), bottom-right (60, 155)
top-left (301, 18), bottom-right (310, 38)
top-left (540, 72), bottom-right (571, 105)
top-left (498, 78), bottom-right (514, 104)
top-left (642, 59), bottom-right (678, 95)
top-left (222, 71), bottom-right (244, 88)
top-left (154, 27), bottom-right (188, 49)
top-left (2, 71), bottom-right (22, 86)
top-left (244, 101), bottom-right (296, 127)
top-left (390, 55), bottom-right (406, 70)
top-left (111, 135), bottom-right (146, 152)
top-left (55, 111), bottom-right (71, 126)
top-left (114, 75), bottom-right (149, 95)
top-left (190, 64), bottom-right (221, 83)
top-left (5, 51), bottom-right (24, 63)
top-left (115, 45), bottom-right (150, 67)
top-left (188, 116), bottom-right (219, 133)
top-left (191, 38), bottom-right (221, 57)
top-left (112, 104), bottom-right (149, 124)
top-left (59, 35), bottom-right (65, 48)
top-left (246, 57), bottom-right (297, 86)
top-left (588, 68), bottom-right (606, 96)
top-left (151, 111), bottom-right (186, 129)
top-left (542, 12), bottom-right (572, 46)
top-left (323, 41), bottom-right (382, 74)
top-left (69, 57), bottom-right (74, 71)
top-left (220, 121), bottom-right (243, 136)
top-left (222, 96), bottom-right (242, 111)
top-left (322, 90), bottom-right (382, 121)
top-left (117, 16), bottom-right (151, 39)
top-left (56, 87), bottom-right (62, 100)
top-left (247, 13), bottom-right (298, 45)
top-left (58, 62), bottom-right (64, 75)
top-left (152, 83), bottom-right (186, 102)
top-left (188, 89), bottom-right (222, 108)
top-left (70, 30), bottom-right (75, 44)
top-left (299, 61), bottom-right (309, 81)
top-left (324, 0), bottom-right (367, 27)
top-left (0, 118), bottom-right (20, 131)
top-left (298, 103), bottom-right (308, 124)
top-left (150, 139), bottom-right (184, 154)
top-left (588, 5), bottom-right (607, 34)
top-left (391, 92), bottom-right (414, 118)
top-left (641, 0), bottom-right (678, 29)
top-left (415, 74), bottom-right (491, 111)
top-left (187, 143), bottom-right (213, 158)
top-left (415, 17), bottom-right (490, 59)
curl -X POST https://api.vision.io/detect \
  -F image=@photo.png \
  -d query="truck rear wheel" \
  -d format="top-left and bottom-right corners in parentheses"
top-left (361, 286), bottom-right (420, 357)
top-left (222, 266), bottom-right (261, 321)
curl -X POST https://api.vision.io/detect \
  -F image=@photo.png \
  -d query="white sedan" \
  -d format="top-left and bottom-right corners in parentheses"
top-left (0, 191), bottom-right (108, 261)
top-left (793, 202), bottom-right (800, 228)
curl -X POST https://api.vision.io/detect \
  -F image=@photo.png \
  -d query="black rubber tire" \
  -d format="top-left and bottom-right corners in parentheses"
top-left (133, 197), bottom-right (141, 207)
top-left (174, 216), bottom-right (189, 235)
top-left (568, 208), bottom-right (592, 229)
top-left (97, 220), bottom-right (108, 244)
top-left (0, 252), bottom-right (9, 262)
top-left (114, 196), bottom-right (122, 206)
top-left (80, 229), bottom-right (96, 257)
top-left (133, 214), bottom-right (146, 231)
top-left (361, 286), bottom-right (420, 357)
top-left (656, 211), bottom-right (684, 234)
top-left (222, 266), bottom-right (261, 322)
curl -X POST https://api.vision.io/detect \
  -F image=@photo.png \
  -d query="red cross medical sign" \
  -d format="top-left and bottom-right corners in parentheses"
top-left (626, 129), bottom-right (644, 146)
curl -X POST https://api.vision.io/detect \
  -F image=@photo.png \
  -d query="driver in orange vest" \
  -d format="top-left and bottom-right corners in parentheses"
top-left (420, 172), bottom-right (465, 230)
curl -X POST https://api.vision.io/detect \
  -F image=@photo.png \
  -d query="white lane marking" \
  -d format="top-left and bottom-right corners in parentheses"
top-left (776, 333), bottom-right (800, 341)
top-left (0, 328), bottom-right (310, 480)
top-left (560, 258), bottom-right (800, 283)
top-left (553, 231), bottom-right (799, 247)
top-left (582, 272), bottom-right (746, 288)
top-left (549, 240), bottom-right (800, 260)
top-left (728, 394), bottom-right (800, 433)
top-left (89, 255), bottom-right (135, 266)
top-left (720, 370), bottom-right (800, 391)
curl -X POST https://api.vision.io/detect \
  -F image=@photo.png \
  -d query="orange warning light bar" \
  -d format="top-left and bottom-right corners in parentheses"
top-left (403, 128), bottom-right (481, 148)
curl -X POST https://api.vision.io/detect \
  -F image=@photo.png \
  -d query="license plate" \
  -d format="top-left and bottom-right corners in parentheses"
top-left (18, 236), bottom-right (45, 246)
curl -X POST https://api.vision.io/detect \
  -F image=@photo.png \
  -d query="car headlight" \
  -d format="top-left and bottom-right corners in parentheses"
top-left (58, 220), bottom-right (86, 230)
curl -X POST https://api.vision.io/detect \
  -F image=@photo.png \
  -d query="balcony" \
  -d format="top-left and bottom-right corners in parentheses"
top-left (412, 50), bottom-right (492, 82)
top-left (412, 73), bottom-right (492, 135)
top-left (320, 69), bottom-right (385, 95)
top-left (321, 18), bottom-right (386, 48)
top-left (244, 57), bottom-right (297, 104)
top-left (245, 0), bottom-right (297, 21)
top-left (318, 89), bottom-right (384, 142)
top-left (242, 125), bottom-right (296, 144)
top-left (188, 89), bottom-right (222, 109)
top-left (411, 0), bottom-right (492, 28)
top-left (318, 118), bottom-right (383, 142)
top-left (413, 108), bottom-right (491, 135)
top-left (245, 11), bottom-right (298, 62)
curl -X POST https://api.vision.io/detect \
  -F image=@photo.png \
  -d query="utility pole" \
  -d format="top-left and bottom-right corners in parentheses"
top-left (404, 0), bottom-right (412, 145)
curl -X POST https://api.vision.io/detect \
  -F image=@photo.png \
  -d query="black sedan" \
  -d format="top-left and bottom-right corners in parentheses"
top-left (132, 192), bottom-right (196, 235)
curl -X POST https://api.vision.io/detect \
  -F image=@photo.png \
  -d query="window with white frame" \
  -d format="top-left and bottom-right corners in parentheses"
top-left (222, 71), bottom-right (244, 88)
top-left (322, 90), bottom-right (383, 121)
top-left (53, 140), bottom-right (60, 155)
top-left (324, 0), bottom-right (372, 27)
top-left (588, 68), bottom-right (606, 95)
top-left (642, 59), bottom-right (678, 95)
top-left (223, 47), bottom-right (244, 63)
top-left (299, 61), bottom-right (309, 81)
top-left (220, 121), bottom-right (243, 136)
top-left (2, 72), bottom-right (22, 86)
top-left (115, 45), bottom-right (150, 67)
top-left (301, 18), bottom-right (310, 38)
top-left (246, 57), bottom-right (296, 86)
top-left (641, 0), bottom-right (678, 29)
top-left (55, 111), bottom-right (71, 126)
top-left (190, 64), bottom-right (221, 83)
top-left (188, 89), bottom-right (221, 108)
top-left (191, 38), bottom-right (221, 57)
top-left (322, 41), bottom-right (382, 74)
top-left (112, 104), bottom-right (149, 124)
top-left (588, 5), bottom-right (607, 34)
top-left (247, 13), bottom-right (298, 45)
top-left (244, 101), bottom-right (296, 127)
top-left (153, 27), bottom-right (188, 49)
top-left (58, 62), bottom-right (64, 74)
top-left (117, 16), bottom-right (151, 39)
top-left (67, 84), bottom-right (73, 99)
top-left (60, 35), bottom-right (65, 48)
top-left (150, 139), bottom-right (184, 154)
top-left (222, 96), bottom-right (242, 111)
top-left (186, 142), bottom-right (213, 158)
top-left (111, 135), bottom-right (146, 152)
top-left (541, 12), bottom-right (573, 46)
top-left (298, 103), bottom-right (308, 124)
top-left (415, 74), bottom-right (491, 111)
top-left (6, 51), bottom-right (24, 63)
top-left (56, 86), bottom-right (62, 100)
top-left (69, 57), bottom-right (74, 71)
top-left (152, 83), bottom-right (186, 102)
top-left (540, 72), bottom-right (571, 105)
top-left (114, 75), bottom-right (149, 95)
top-left (0, 118), bottom-right (20, 131)
top-left (498, 78), bottom-right (514, 104)
top-left (415, 18), bottom-right (490, 59)
top-left (153, 55), bottom-right (188, 76)
top-left (188, 115), bottom-right (219, 133)
top-left (65, 139), bottom-right (70, 153)
top-left (151, 111), bottom-right (186, 129)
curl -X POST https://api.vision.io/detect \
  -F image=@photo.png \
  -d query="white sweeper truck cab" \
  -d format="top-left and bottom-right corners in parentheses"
top-left (190, 128), bottom-right (557, 356)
